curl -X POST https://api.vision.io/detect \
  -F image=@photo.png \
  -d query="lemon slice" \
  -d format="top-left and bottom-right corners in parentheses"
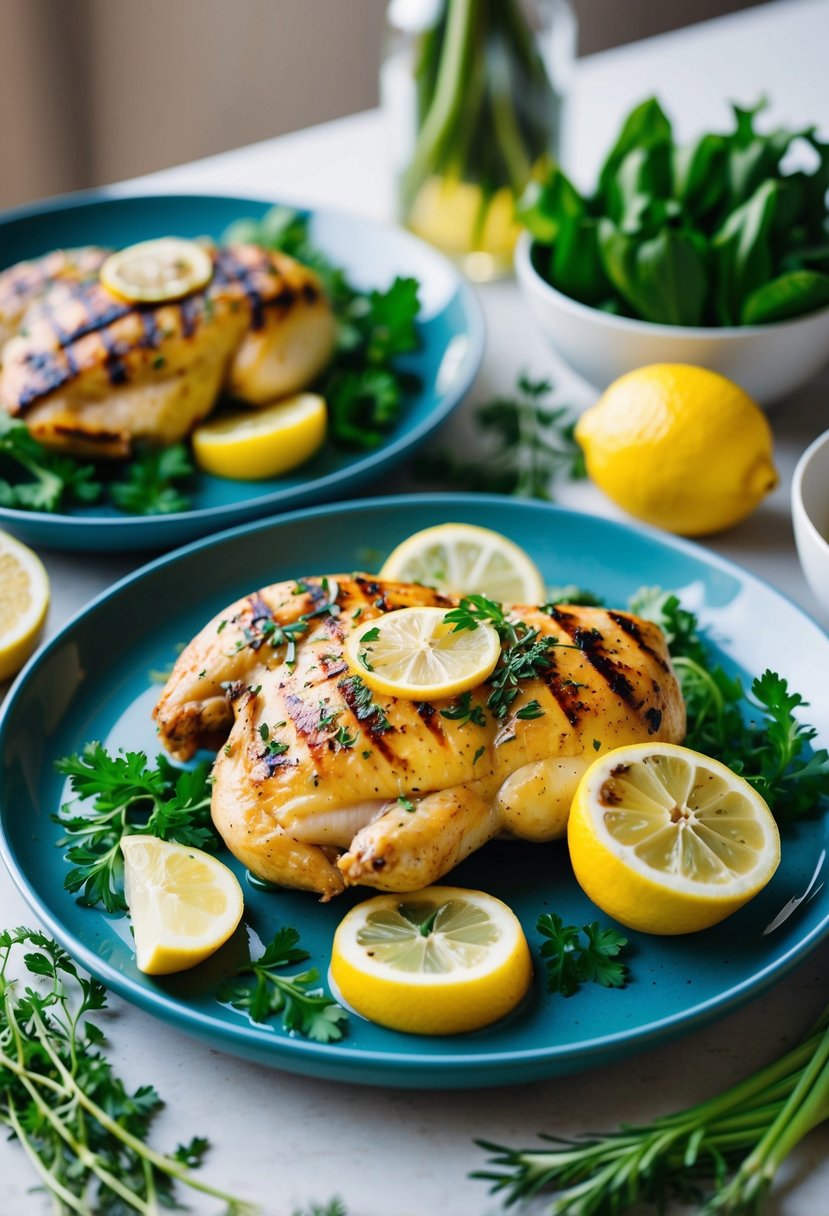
top-left (567, 742), bottom-right (781, 935)
top-left (330, 886), bottom-right (532, 1035)
top-left (344, 605), bottom-right (500, 700)
top-left (120, 836), bottom-right (244, 975)
top-left (191, 393), bottom-right (327, 481)
top-left (0, 530), bottom-right (49, 682)
top-left (379, 523), bottom-right (545, 604)
top-left (100, 237), bottom-right (213, 303)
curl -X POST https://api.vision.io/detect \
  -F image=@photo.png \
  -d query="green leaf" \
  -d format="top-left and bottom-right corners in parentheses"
top-left (606, 143), bottom-right (672, 230)
top-left (550, 214), bottom-right (612, 307)
top-left (109, 444), bottom-right (193, 515)
top-left (516, 163), bottom-right (585, 245)
top-left (712, 178), bottom-right (779, 325)
top-left (741, 269), bottom-right (829, 324)
top-left (673, 133), bottom-right (729, 220)
top-left (597, 97), bottom-right (673, 204)
top-left (599, 222), bottom-right (708, 326)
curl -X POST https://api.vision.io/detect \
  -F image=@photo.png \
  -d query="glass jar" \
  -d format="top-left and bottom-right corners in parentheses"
top-left (381, 0), bottom-right (577, 281)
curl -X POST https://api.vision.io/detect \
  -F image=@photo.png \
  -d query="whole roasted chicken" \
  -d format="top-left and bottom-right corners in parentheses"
top-left (154, 575), bottom-right (686, 899)
top-left (0, 244), bottom-right (334, 458)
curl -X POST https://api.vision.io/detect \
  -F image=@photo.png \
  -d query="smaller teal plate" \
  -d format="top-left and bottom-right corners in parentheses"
top-left (0, 192), bottom-right (483, 551)
top-left (1, 495), bottom-right (827, 1088)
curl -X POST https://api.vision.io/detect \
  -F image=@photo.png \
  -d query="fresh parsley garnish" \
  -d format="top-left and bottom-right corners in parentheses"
top-left (0, 413), bottom-right (102, 512)
top-left (0, 927), bottom-right (256, 1214)
top-left (108, 443), bottom-right (194, 515)
top-left (338, 673), bottom-right (392, 734)
top-left (222, 206), bottom-right (421, 449)
top-left (440, 690), bottom-right (488, 727)
top-left (217, 927), bottom-right (347, 1043)
top-left (54, 744), bottom-right (216, 912)
top-left (416, 375), bottom-right (585, 499)
top-left (537, 913), bottom-right (629, 997)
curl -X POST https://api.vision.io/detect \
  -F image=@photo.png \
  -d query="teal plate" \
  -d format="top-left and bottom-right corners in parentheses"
top-left (0, 192), bottom-right (483, 551)
top-left (1, 495), bottom-right (828, 1088)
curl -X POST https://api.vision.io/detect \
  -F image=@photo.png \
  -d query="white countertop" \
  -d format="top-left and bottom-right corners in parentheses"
top-left (2, 1), bottom-right (829, 1212)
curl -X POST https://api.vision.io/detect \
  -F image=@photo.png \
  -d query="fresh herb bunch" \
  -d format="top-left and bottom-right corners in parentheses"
top-left (475, 1000), bottom-right (829, 1215)
top-left (55, 743), bottom-right (216, 912)
top-left (417, 375), bottom-right (585, 499)
top-left (444, 594), bottom-right (576, 721)
top-left (537, 913), bottom-right (628, 997)
top-left (520, 97), bottom-right (829, 326)
top-left (223, 206), bottom-right (421, 450)
top-left (630, 587), bottom-right (829, 817)
top-left (0, 413), bottom-right (193, 516)
top-left (0, 413), bottom-right (102, 512)
top-left (0, 927), bottom-right (258, 1215)
top-left (217, 927), bottom-right (347, 1043)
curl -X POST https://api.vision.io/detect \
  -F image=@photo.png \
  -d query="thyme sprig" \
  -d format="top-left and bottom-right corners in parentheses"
top-left (0, 927), bottom-right (258, 1215)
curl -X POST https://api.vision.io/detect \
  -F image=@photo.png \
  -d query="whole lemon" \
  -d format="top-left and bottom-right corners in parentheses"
top-left (575, 364), bottom-right (779, 536)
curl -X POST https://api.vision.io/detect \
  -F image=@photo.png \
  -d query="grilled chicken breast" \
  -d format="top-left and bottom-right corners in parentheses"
top-left (0, 247), bottom-right (108, 348)
top-left (154, 576), bottom-right (686, 899)
top-left (0, 245), bottom-right (335, 458)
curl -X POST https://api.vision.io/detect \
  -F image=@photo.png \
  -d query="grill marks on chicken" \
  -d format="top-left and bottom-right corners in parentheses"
top-left (0, 244), bottom-right (335, 457)
top-left (154, 576), bottom-right (686, 898)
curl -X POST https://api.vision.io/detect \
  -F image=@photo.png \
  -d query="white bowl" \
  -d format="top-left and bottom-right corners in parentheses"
top-left (792, 428), bottom-right (829, 618)
top-left (515, 232), bottom-right (829, 407)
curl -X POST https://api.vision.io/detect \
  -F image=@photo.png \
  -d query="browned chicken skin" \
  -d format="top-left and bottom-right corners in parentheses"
top-left (0, 244), bottom-right (335, 458)
top-left (154, 576), bottom-right (686, 899)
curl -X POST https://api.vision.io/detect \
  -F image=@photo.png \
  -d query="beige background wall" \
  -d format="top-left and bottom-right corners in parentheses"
top-left (0, 0), bottom-right (762, 210)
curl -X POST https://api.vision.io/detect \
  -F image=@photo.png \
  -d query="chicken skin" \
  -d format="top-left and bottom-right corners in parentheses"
top-left (0, 247), bottom-right (108, 348)
top-left (0, 245), bottom-right (335, 458)
top-left (154, 576), bottom-right (686, 899)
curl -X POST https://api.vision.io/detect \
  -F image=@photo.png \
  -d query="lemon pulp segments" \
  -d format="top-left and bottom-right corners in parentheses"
top-left (343, 605), bottom-right (501, 700)
top-left (100, 238), bottom-right (213, 303)
top-left (567, 743), bottom-right (781, 934)
top-left (191, 393), bottom-right (327, 480)
top-left (0, 530), bottom-right (50, 682)
top-left (379, 522), bottom-right (546, 603)
top-left (330, 886), bottom-right (532, 1035)
top-left (120, 836), bottom-right (244, 975)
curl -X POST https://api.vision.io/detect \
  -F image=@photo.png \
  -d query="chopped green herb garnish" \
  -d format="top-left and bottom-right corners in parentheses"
top-left (440, 691), bottom-right (488, 727)
top-left (537, 913), bottom-right (629, 997)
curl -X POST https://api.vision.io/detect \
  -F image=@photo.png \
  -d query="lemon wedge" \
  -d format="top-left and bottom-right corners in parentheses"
top-left (344, 605), bottom-right (500, 700)
top-left (0, 530), bottom-right (49, 682)
top-left (120, 836), bottom-right (244, 975)
top-left (379, 522), bottom-right (546, 604)
top-left (330, 886), bottom-right (532, 1035)
top-left (567, 742), bottom-right (781, 935)
top-left (191, 393), bottom-right (327, 481)
top-left (100, 237), bottom-right (213, 303)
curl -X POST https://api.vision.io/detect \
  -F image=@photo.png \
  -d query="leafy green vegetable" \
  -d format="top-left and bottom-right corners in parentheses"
top-left (630, 588), bottom-right (829, 817)
top-left (417, 374), bottom-right (585, 499)
top-left (217, 927), bottom-right (347, 1043)
top-left (222, 206), bottom-right (421, 450)
top-left (536, 913), bottom-right (628, 997)
top-left (475, 1001), bottom-right (829, 1215)
top-left (0, 413), bottom-right (102, 512)
top-left (54, 743), bottom-right (216, 912)
top-left (109, 443), bottom-right (194, 515)
top-left (0, 926), bottom-right (258, 1215)
top-left (521, 96), bottom-right (829, 326)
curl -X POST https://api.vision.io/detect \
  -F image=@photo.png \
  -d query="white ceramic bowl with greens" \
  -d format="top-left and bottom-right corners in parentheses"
top-left (515, 233), bottom-right (829, 407)
top-left (792, 428), bottom-right (829, 618)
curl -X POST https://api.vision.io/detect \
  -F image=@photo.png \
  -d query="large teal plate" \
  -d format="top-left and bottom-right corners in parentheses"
top-left (0, 192), bottom-right (483, 551)
top-left (1, 495), bottom-right (827, 1087)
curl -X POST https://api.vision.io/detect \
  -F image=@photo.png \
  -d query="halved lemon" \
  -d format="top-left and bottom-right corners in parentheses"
top-left (343, 605), bottom-right (500, 700)
top-left (567, 743), bottom-right (781, 935)
top-left (330, 886), bottom-right (532, 1035)
top-left (0, 530), bottom-right (49, 682)
top-left (120, 836), bottom-right (244, 975)
top-left (191, 393), bottom-right (327, 481)
top-left (100, 237), bottom-right (213, 303)
top-left (379, 523), bottom-right (545, 604)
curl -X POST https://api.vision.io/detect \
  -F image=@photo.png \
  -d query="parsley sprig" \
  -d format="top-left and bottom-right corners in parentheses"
top-left (631, 588), bottom-right (829, 817)
top-left (108, 443), bottom-right (194, 515)
top-left (417, 375), bottom-right (585, 499)
top-left (0, 413), bottom-right (102, 512)
top-left (54, 744), bottom-right (217, 912)
top-left (217, 928), bottom-right (347, 1043)
top-left (444, 595), bottom-right (573, 720)
top-left (223, 206), bottom-right (421, 450)
top-left (0, 927), bottom-right (258, 1214)
top-left (537, 913), bottom-right (629, 997)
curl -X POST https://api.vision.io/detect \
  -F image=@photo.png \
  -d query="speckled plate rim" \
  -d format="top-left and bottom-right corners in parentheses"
top-left (1, 493), bottom-right (828, 1084)
top-left (0, 189), bottom-right (485, 539)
